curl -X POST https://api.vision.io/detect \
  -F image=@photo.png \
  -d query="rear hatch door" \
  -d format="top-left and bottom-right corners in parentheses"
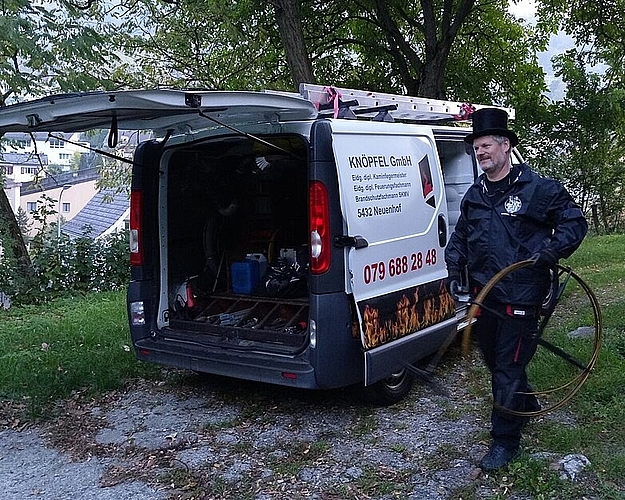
top-left (0, 89), bottom-right (318, 136)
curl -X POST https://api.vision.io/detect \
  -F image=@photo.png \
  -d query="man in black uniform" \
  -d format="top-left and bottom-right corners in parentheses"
top-left (445, 108), bottom-right (588, 471)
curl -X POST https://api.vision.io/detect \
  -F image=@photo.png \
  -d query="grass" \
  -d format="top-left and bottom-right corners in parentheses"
top-left (0, 290), bottom-right (158, 417)
top-left (548, 236), bottom-right (625, 472)
top-left (268, 440), bottom-right (331, 477)
top-left (462, 233), bottom-right (625, 499)
top-left (332, 465), bottom-right (412, 498)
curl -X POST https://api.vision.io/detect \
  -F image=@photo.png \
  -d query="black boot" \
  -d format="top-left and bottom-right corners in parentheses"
top-left (480, 444), bottom-right (520, 471)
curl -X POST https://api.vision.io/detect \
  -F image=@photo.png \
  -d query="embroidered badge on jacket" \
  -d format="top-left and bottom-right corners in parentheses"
top-left (504, 195), bottom-right (522, 214)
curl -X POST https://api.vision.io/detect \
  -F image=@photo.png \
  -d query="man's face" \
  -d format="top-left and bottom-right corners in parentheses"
top-left (473, 135), bottom-right (511, 180)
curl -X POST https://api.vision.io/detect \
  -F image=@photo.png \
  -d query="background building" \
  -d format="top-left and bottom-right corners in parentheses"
top-left (1, 130), bottom-right (145, 240)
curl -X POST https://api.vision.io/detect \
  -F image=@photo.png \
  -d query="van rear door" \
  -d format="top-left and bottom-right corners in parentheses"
top-left (329, 121), bottom-right (456, 384)
top-left (0, 89), bottom-right (317, 135)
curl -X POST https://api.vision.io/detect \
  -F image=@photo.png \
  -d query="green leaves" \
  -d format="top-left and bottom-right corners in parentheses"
top-left (110, 0), bottom-right (284, 90)
top-left (524, 50), bottom-right (625, 233)
top-left (0, 0), bottom-right (119, 105)
top-left (0, 192), bottom-right (130, 306)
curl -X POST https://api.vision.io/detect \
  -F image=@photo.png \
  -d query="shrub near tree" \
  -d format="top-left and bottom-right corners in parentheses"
top-left (0, 199), bottom-right (130, 307)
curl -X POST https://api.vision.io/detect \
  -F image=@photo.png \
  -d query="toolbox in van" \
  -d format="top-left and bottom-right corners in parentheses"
top-left (0, 84), bottom-right (520, 405)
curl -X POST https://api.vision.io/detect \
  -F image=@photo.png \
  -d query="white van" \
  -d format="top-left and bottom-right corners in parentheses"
top-left (0, 85), bottom-right (519, 404)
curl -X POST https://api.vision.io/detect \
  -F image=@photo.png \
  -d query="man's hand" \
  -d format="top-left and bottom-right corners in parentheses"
top-left (446, 271), bottom-right (468, 301)
top-left (530, 248), bottom-right (558, 268)
top-left (448, 278), bottom-right (461, 297)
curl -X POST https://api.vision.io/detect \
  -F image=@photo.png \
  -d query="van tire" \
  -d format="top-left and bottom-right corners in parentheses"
top-left (356, 369), bottom-right (414, 406)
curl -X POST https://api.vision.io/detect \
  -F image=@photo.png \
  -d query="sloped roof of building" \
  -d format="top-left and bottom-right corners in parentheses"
top-left (3, 131), bottom-right (86, 142)
top-left (0, 151), bottom-right (48, 166)
top-left (21, 167), bottom-right (99, 194)
top-left (62, 188), bottom-right (129, 239)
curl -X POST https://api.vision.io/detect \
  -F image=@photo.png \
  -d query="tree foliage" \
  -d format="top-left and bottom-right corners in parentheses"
top-left (113, 0), bottom-right (546, 103)
top-left (330, 0), bottom-right (547, 102)
top-left (527, 53), bottom-right (625, 232)
top-left (0, 197), bottom-right (130, 306)
top-left (0, 0), bottom-right (121, 106)
top-left (108, 0), bottom-right (290, 90)
top-left (524, 0), bottom-right (625, 232)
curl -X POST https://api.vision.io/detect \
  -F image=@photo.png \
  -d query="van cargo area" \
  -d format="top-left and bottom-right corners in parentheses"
top-left (161, 134), bottom-right (312, 354)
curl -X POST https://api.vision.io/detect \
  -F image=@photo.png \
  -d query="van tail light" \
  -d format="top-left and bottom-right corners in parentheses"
top-left (309, 180), bottom-right (331, 274)
top-left (130, 189), bottom-right (144, 266)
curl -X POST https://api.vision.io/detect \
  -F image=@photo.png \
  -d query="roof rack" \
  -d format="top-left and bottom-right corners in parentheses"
top-left (298, 83), bottom-right (515, 122)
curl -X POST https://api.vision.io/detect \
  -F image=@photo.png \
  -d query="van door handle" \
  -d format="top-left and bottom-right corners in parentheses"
top-left (334, 235), bottom-right (369, 249)
top-left (438, 214), bottom-right (448, 247)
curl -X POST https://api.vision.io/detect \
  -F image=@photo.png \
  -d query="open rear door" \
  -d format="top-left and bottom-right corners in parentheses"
top-left (0, 89), bottom-right (317, 136)
top-left (329, 120), bottom-right (456, 384)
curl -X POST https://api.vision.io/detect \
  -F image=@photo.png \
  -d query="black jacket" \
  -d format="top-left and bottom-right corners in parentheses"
top-left (445, 163), bottom-right (588, 305)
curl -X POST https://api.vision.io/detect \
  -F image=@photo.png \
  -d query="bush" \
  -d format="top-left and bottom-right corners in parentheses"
top-left (0, 227), bottom-right (130, 307)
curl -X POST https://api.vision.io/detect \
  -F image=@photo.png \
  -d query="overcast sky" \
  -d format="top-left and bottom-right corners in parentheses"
top-left (508, 0), bottom-right (536, 19)
top-left (508, 0), bottom-right (574, 99)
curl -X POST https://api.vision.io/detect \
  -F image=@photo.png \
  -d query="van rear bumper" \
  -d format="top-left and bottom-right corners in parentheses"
top-left (133, 337), bottom-right (319, 388)
top-left (364, 316), bottom-right (458, 385)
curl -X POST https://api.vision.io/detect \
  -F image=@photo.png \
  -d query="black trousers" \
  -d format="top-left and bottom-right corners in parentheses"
top-left (475, 303), bottom-right (540, 450)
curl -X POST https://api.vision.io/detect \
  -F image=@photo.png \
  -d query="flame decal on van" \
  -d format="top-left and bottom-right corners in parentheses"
top-left (360, 280), bottom-right (455, 350)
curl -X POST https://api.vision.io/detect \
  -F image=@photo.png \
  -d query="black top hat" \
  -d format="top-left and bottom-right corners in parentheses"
top-left (464, 107), bottom-right (518, 147)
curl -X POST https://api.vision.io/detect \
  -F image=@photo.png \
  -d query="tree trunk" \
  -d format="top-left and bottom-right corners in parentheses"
top-left (419, 49), bottom-right (450, 100)
top-left (271, 0), bottom-right (315, 90)
top-left (591, 204), bottom-right (601, 234)
top-left (0, 187), bottom-right (32, 272)
top-left (373, 0), bottom-right (475, 99)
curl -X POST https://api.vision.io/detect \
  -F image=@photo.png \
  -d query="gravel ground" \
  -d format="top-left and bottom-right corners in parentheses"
top-left (0, 352), bottom-right (605, 500)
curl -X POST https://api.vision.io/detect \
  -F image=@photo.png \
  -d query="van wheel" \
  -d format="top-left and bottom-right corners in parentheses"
top-left (356, 368), bottom-right (414, 406)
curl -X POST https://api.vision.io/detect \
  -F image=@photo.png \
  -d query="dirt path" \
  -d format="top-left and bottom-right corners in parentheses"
top-left (0, 357), bottom-right (602, 499)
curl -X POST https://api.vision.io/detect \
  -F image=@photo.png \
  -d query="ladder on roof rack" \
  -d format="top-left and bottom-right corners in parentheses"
top-left (299, 83), bottom-right (515, 122)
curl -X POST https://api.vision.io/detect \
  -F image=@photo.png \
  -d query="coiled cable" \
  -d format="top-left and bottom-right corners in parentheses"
top-left (461, 259), bottom-right (603, 417)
